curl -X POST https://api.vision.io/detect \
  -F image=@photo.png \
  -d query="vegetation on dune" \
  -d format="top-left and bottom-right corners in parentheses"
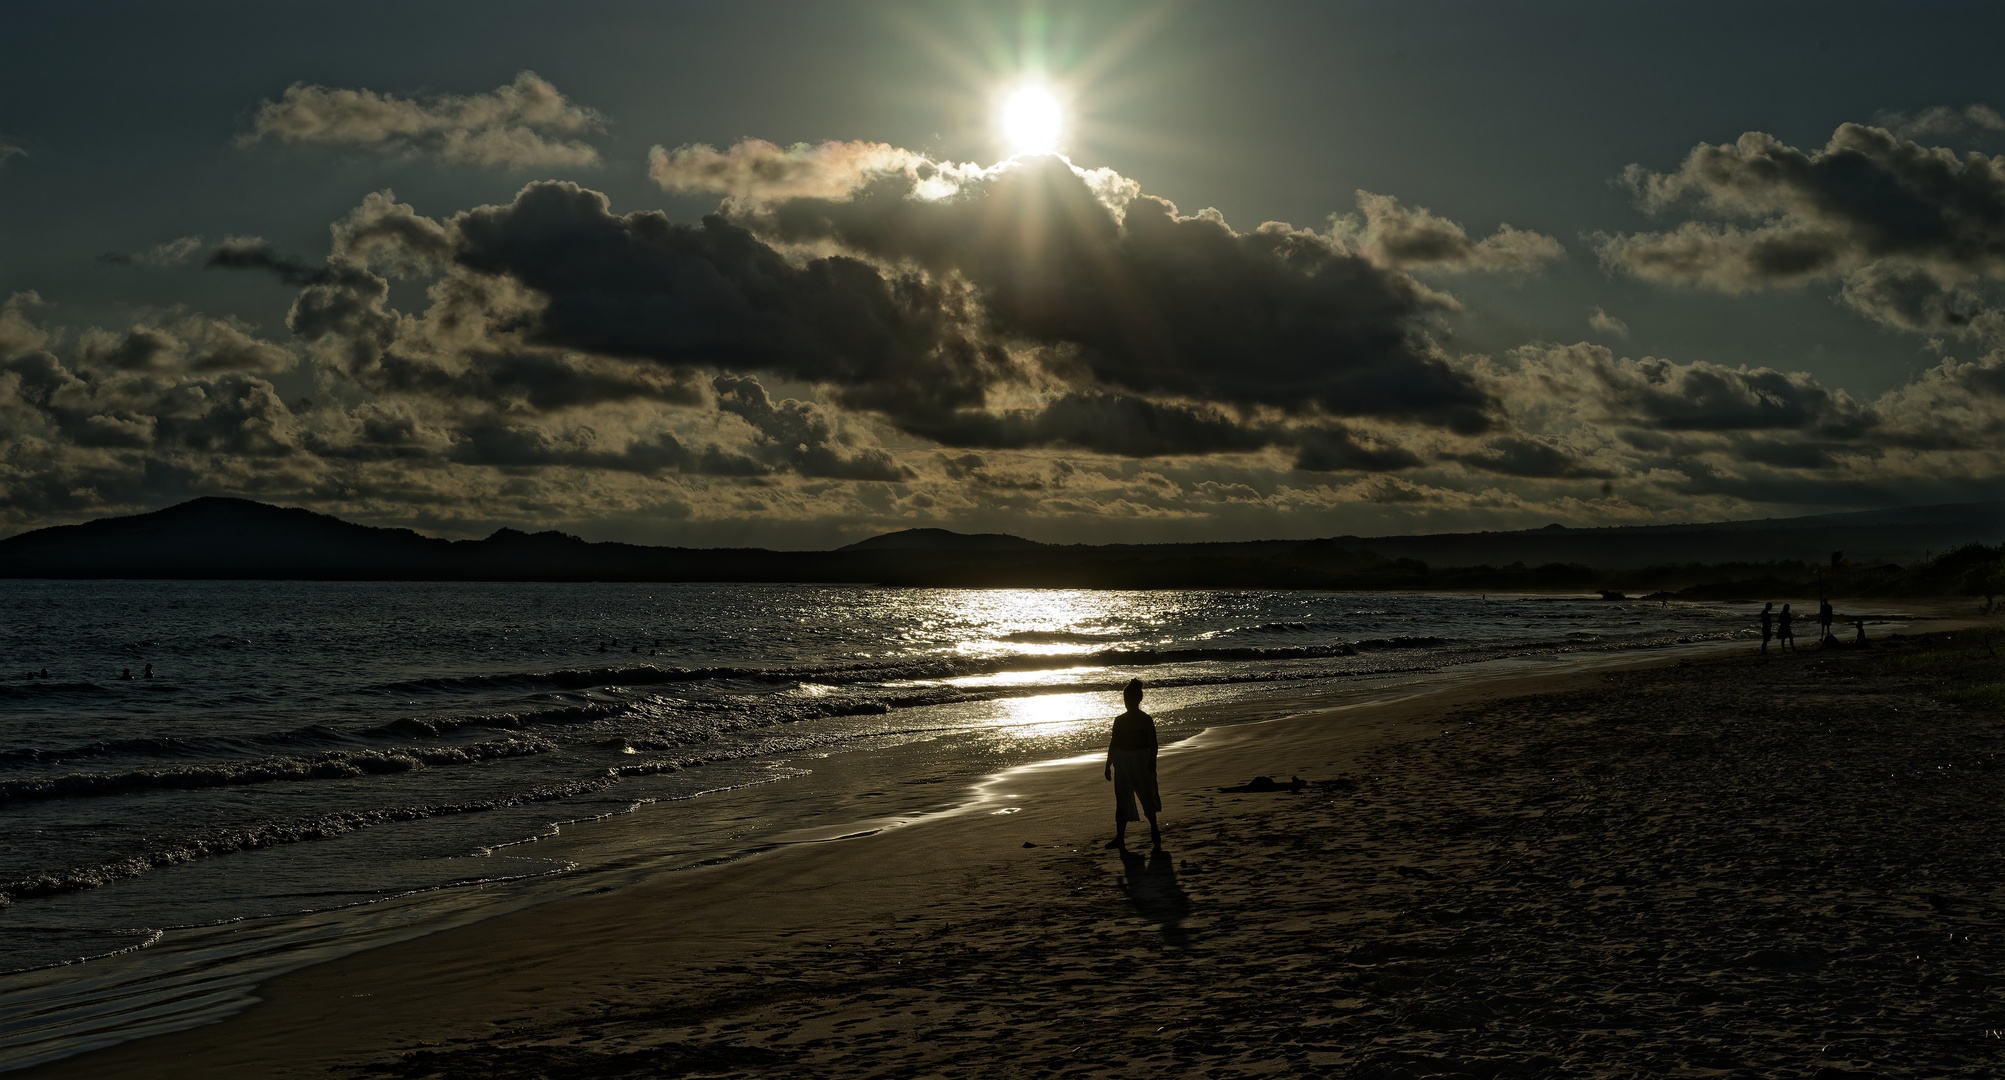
top-left (1866, 627), bottom-right (2005, 715)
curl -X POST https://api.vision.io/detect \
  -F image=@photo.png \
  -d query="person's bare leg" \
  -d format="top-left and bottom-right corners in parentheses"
top-left (1109, 821), bottom-right (1126, 848)
top-left (1147, 812), bottom-right (1161, 848)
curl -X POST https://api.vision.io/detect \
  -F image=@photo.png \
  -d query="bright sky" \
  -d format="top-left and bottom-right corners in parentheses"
top-left (3, 0), bottom-right (2003, 546)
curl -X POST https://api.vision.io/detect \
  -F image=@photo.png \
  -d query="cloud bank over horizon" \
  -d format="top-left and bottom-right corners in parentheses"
top-left (4, 92), bottom-right (2004, 544)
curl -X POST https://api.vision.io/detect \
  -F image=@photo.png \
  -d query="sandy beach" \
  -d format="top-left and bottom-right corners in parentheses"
top-left (30, 627), bottom-right (2005, 1080)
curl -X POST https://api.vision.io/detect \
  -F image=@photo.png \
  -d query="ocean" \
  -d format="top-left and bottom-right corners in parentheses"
top-left (0, 580), bottom-right (1812, 1068)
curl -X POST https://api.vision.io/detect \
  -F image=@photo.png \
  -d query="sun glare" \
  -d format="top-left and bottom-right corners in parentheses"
top-left (999, 83), bottom-right (1064, 155)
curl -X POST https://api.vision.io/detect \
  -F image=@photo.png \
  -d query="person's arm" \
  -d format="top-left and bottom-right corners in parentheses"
top-left (1146, 718), bottom-right (1159, 774)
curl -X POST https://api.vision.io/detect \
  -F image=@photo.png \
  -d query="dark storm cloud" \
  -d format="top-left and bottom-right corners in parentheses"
top-left (1503, 343), bottom-right (1874, 435)
top-left (241, 71), bottom-right (602, 169)
top-left (1446, 434), bottom-right (1612, 479)
top-left (1287, 426), bottom-right (1424, 472)
top-left (237, 156), bottom-right (1564, 480)
top-left (737, 156), bottom-right (1501, 432)
top-left (1598, 358), bottom-right (1870, 434)
top-left (1599, 122), bottom-right (2005, 340)
top-left (442, 182), bottom-right (1008, 424)
top-left (899, 391), bottom-right (1421, 472)
top-left (905, 393), bottom-right (1273, 458)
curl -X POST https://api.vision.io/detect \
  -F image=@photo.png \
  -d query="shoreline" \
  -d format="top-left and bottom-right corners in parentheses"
top-left (30, 618), bottom-right (2005, 1078)
top-left (15, 613), bottom-right (1988, 1073)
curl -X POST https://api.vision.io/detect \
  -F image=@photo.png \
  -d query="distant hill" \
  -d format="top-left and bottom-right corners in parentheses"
top-left (1311, 500), bottom-right (2005, 571)
top-left (1, 496), bottom-right (1998, 590)
top-left (0, 498), bottom-right (452, 579)
top-left (839, 528), bottom-right (1045, 552)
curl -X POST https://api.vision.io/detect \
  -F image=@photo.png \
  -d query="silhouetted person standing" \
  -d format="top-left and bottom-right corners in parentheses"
top-left (1759, 602), bottom-right (1774, 653)
top-left (1778, 604), bottom-right (1796, 651)
top-left (1819, 598), bottom-right (1834, 639)
top-left (1104, 678), bottom-right (1162, 849)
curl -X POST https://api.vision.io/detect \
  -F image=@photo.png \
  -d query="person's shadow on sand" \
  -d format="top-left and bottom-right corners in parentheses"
top-left (1117, 845), bottom-right (1192, 946)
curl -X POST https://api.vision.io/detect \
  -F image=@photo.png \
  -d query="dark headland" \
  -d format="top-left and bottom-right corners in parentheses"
top-left (4, 497), bottom-right (2001, 597)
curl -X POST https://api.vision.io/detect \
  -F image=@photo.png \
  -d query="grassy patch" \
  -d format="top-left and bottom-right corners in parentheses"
top-left (1868, 629), bottom-right (2005, 715)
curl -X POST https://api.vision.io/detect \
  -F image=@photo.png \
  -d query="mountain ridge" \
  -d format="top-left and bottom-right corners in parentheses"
top-left (0, 497), bottom-right (1998, 584)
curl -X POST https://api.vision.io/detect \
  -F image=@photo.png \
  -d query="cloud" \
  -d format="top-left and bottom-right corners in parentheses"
top-left (1588, 306), bottom-right (1629, 336)
top-left (650, 139), bottom-right (952, 201)
top-left (1871, 104), bottom-right (2005, 142)
top-left (711, 374), bottom-right (912, 481)
top-left (75, 315), bottom-right (296, 374)
top-left (735, 155), bottom-right (1508, 431)
top-left (207, 235), bottom-right (373, 287)
top-left (897, 391), bottom-right (1421, 471)
top-left (25, 134), bottom-right (2002, 543)
top-left (1446, 433), bottom-right (1613, 479)
top-left (241, 71), bottom-right (602, 168)
top-left (1501, 342), bottom-right (1872, 434)
top-left (1331, 191), bottom-right (1566, 273)
top-left (97, 236), bottom-right (205, 268)
top-left (248, 163), bottom-right (1525, 451)
top-left (1597, 122), bottom-right (2005, 340)
top-left (3, 317), bottom-right (302, 460)
top-left (0, 134), bottom-right (23, 166)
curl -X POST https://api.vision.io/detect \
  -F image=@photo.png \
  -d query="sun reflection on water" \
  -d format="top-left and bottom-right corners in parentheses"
top-left (985, 689), bottom-right (1110, 748)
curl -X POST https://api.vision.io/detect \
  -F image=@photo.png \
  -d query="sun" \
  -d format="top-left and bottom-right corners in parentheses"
top-left (999, 82), bottom-right (1065, 155)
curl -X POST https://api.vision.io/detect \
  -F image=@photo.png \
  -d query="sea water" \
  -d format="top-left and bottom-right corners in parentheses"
top-left (0, 580), bottom-right (1782, 1067)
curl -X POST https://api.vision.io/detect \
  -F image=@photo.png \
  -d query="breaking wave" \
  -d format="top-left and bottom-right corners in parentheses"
top-left (0, 738), bottom-right (557, 806)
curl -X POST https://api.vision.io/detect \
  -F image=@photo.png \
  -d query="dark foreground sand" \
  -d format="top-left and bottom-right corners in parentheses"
top-left (37, 632), bottom-right (2005, 1079)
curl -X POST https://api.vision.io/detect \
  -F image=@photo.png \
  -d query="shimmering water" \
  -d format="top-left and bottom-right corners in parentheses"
top-left (0, 580), bottom-right (1774, 1068)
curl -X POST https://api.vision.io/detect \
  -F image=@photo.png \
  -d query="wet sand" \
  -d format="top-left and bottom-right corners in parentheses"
top-left (35, 630), bottom-right (2005, 1079)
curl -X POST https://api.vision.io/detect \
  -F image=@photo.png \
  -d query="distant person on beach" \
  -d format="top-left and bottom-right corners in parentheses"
top-left (1759, 602), bottom-right (1774, 653)
top-left (1854, 617), bottom-right (1867, 645)
top-left (1104, 678), bottom-right (1162, 849)
top-left (1819, 599), bottom-right (1834, 638)
top-left (1778, 604), bottom-right (1796, 651)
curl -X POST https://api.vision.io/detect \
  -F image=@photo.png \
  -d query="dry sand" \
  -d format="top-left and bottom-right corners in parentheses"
top-left (33, 631), bottom-right (2005, 1079)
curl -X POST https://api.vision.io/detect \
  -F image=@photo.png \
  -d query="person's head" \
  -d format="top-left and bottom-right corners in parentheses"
top-left (1123, 678), bottom-right (1144, 709)
top-left (1763, 601), bottom-right (1772, 610)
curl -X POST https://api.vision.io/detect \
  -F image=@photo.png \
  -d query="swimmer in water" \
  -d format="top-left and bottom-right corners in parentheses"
top-left (121, 668), bottom-right (133, 680)
top-left (143, 663), bottom-right (154, 678)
